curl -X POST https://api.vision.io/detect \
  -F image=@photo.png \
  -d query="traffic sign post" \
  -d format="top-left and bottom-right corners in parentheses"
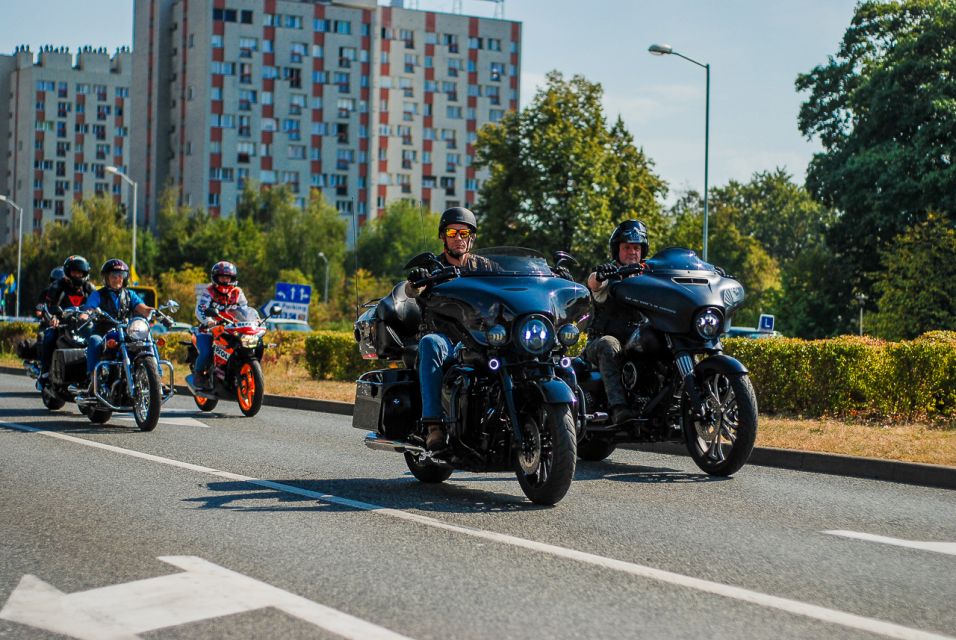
top-left (758, 314), bottom-right (775, 333)
top-left (275, 283), bottom-right (312, 305)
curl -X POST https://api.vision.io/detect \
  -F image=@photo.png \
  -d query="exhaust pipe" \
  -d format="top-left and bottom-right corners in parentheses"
top-left (364, 432), bottom-right (426, 455)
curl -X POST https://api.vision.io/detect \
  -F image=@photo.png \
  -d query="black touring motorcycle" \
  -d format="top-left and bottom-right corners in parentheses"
top-left (353, 248), bottom-right (590, 505)
top-left (26, 302), bottom-right (179, 431)
top-left (574, 248), bottom-right (758, 476)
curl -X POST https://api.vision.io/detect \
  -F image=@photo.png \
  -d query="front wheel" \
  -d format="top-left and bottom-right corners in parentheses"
top-left (132, 357), bottom-right (162, 432)
top-left (683, 372), bottom-right (758, 476)
top-left (404, 452), bottom-right (454, 483)
top-left (514, 403), bottom-right (577, 505)
top-left (236, 361), bottom-right (264, 417)
top-left (88, 408), bottom-right (112, 424)
top-left (194, 395), bottom-right (219, 412)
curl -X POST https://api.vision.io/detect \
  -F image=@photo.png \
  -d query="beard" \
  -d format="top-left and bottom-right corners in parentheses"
top-left (444, 238), bottom-right (472, 258)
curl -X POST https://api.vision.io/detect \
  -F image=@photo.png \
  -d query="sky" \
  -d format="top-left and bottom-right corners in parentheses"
top-left (0, 0), bottom-right (858, 202)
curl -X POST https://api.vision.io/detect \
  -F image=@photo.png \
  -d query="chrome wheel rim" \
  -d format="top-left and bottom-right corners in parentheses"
top-left (692, 373), bottom-right (739, 463)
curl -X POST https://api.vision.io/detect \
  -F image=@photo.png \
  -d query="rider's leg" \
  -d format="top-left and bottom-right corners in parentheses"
top-left (418, 333), bottom-right (453, 450)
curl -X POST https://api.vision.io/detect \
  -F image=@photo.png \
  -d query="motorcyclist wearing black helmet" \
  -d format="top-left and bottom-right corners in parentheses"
top-left (584, 220), bottom-right (650, 424)
top-left (38, 256), bottom-right (95, 379)
top-left (405, 206), bottom-right (495, 450)
top-left (36, 267), bottom-right (65, 327)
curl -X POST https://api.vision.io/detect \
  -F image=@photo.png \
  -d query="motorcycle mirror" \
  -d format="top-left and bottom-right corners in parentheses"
top-left (269, 304), bottom-right (283, 317)
top-left (553, 251), bottom-right (578, 267)
top-left (164, 299), bottom-right (180, 314)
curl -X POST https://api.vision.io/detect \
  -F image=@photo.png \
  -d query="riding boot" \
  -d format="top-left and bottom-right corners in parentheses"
top-left (611, 404), bottom-right (638, 423)
top-left (423, 419), bottom-right (446, 451)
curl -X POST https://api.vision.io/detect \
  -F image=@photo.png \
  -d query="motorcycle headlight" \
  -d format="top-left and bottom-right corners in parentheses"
top-left (557, 323), bottom-right (580, 347)
top-left (240, 334), bottom-right (260, 348)
top-left (516, 315), bottom-right (554, 355)
top-left (486, 324), bottom-right (508, 347)
top-left (127, 318), bottom-right (150, 341)
top-left (721, 285), bottom-right (745, 309)
top-left (694, 308), bottom-right (723, 339)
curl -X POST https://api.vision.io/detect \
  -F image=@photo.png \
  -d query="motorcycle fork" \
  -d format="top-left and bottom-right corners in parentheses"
top-left (496, 360), bottom-right (525, 446)
top-left (675, 351), bottom-right (703, 415)
top-left (120, 341), bottom-right (137, 400)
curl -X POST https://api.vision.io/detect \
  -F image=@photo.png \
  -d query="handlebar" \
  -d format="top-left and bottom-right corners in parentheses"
top-left (410, 265), bottom-right (460, 290)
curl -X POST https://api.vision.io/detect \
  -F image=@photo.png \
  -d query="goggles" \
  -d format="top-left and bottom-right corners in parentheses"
top-left (443, 228), bottom-right (473, 239)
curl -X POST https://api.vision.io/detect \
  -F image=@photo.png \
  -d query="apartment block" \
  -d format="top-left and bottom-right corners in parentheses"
top-left (132, 0), bottom-right (520, 236)
top-left (1, 46), bottom-right (132, 242)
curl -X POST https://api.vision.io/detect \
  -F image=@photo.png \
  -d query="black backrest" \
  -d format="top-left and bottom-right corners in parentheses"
top-left (376, 283), bottom-right (421, 341)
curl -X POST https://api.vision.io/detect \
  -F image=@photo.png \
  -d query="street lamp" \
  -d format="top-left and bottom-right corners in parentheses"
top-left (855, 292), bottom-right (867, 336)
top-left (649, 43), bottom-right (711, 262)
top-left (0, 195), bottom-right (23, 318)
top-left (106, 165), bottom-right (138, 278)
top-left (317, 252), bottom-right (329, 303)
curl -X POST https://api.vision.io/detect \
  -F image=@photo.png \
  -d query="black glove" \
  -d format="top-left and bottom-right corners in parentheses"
top-left (161, 317), bottom-right (175, 329)
top-left (407, 267), bottom-right (430, 285)
top-left (594, 262), bottom-right (618, 283)
top-left (553, 265), bottom-right (573, 281)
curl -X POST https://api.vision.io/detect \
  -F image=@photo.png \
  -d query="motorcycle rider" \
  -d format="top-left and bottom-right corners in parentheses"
top-left (405, 207), bottom-right (495, 450)
top-left (36, 267), bottom-right (65, 326)
top-left (82, 259), bottom-right (156, 388)
top-left (38, 256), bottom-right (95, 379)
top-left (190, 261), bottom-right (250, 391)
top-left (584, 220), bottom-right (649, 424)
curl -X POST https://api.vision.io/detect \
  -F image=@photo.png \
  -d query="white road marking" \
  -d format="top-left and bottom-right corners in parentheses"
top-left (0, 555), bottom-right (412, 640)
top-left (2, 420), bottom-right (953, 640)
top-left (114, 411), bottom-right (210, 428)
top-left (825, 530), bottom-right (956, 557)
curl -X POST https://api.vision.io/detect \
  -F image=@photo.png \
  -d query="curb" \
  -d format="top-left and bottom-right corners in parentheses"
top-left (3, 365), bottom-right (953, 490)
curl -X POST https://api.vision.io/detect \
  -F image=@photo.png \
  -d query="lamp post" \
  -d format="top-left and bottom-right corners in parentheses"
top-left (317, 252), bottom-right (329, 303)
top-left (649, 43), bottom-right (711, 262)
top-left (855, 292), bottom-right (867, 336)
top-left (0, 195), bottom-right (23, 317)
top-left (106, 165), bottom-right (138, 277)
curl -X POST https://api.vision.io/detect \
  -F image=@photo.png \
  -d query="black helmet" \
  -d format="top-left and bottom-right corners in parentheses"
top-left (49, 267), bottom-right (65, 284)
top-left (62, 255), bottom-right (90, 288)
top-left (609, 220), bottom-right (649, 263)
top-left (438, 207), bottom-right (477, 234)
top-left (210, 260), bottom-right (239, 294)
top-left (101, 258), bottom-right (130, 288)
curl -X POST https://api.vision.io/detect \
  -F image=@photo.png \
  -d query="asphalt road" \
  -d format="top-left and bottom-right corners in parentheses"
top-left (1, 370), bottom-right (954, 640)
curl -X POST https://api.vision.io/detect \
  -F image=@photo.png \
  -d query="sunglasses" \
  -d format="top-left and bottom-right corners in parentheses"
top-left (443, 228), bottom-right (473, 239)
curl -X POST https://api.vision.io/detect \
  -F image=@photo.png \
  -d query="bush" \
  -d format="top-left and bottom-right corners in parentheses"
top-left (304, 331), bottom-right (376, 380)
top-left (0, 322), bottom-right (40, 355)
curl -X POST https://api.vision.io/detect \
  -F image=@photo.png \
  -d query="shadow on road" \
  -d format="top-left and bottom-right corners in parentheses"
top-left (574, 460), bottom-right (726, 484)
top-left (0, 391), bottom-right (39, 400)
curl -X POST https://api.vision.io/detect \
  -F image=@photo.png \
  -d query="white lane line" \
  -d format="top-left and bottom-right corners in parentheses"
top-left (825, 530), bottom-right (956, 557)
top-left (3, 420), bottom-right (952, 640)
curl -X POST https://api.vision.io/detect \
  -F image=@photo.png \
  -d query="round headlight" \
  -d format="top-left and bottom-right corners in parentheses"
top-left (486, 324), bottom-right (508, 347)
top-left (128, 318), bottom-right (150, 341)
top-left (557, 323), bottom-right (580, 347)
top-left (694, 308), bottom-right (722, 339)
top-left (517, 316), bottom-right (554, 355)
top-left (240, 334), bottom-right (260, 348)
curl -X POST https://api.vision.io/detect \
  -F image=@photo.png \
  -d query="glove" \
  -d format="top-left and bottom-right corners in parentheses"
top-left (594, 262), bottom-right (618, 283)
top-left (161, 317), bottom-right (174, 329)
top-left (407, 267), bottom-right (430, 285)
top-left (203, 317), bottom-right (218, 327)
top-left (553, 265), bottom-right (573, 281)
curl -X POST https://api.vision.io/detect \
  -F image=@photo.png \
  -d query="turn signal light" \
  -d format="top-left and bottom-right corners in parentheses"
top-left (156, 337), bottom-right (167, 347)
top-left (105, 338), bottom-right (119, 350)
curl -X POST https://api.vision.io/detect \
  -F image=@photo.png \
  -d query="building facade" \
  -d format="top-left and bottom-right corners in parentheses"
top-left (132, 0), bottom-right (520, 236)
top-left (1, 46), bottom-right (132, 243)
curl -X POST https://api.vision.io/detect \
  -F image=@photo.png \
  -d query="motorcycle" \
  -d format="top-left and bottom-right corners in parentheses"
top-left (353, 247), bottom-right (590, 505)
top-left (183, 304), bottom-right (281, 417)
top-left (24, 305), bottom-right (93, 411)
top-left (573, 247), bottom-right (758, 476)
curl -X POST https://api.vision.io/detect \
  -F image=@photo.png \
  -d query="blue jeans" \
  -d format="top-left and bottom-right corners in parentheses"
top-left (418, 333), bottom-right (454, 420)
top-left (195, 333), bottom-right (214, 373)
top-left (41, 327), bottom-right (57, 372)
top-left (86, 331), bottom-right (118, 375)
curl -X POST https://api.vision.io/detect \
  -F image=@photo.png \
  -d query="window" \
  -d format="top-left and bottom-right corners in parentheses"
top-left (288, 145), bottom-right (306, 159)
top-left (285, 15), bottom-right (302, 29)
top-left (334, 20), bottom-right (351, 34)
top-left (290, 93), bottom-right (307, 115)
top-left (237, 142), bottom-right (256, 163)
top-left (314, 19), bottom-right (329, 32)
top-left (239, 37), bottom-right (258, 57)
top-left (211, 34), bottom-right (223, 48)
top-left (490, 109), bottom-right (504, 122)
top-left (446, 106), bottom-right (462, 119)
top-left (468, 37), bottom-right (483, 49)
top-left (241, 9), bottom-right (253, 24)
top-left (115, 87), bottom-right (129, 98)
top-left (337, 97), bottom-right (355, 117)
top-left (290, 42), bottom-right (307, 63)
top-left (282, 67), bottom-right (302, 88)
top-left (490, 62), bottom-right (505, 81)
top-left (442, 34), bottom-right (458, 53)
top-left (487, 38), bottom-right (502, 51)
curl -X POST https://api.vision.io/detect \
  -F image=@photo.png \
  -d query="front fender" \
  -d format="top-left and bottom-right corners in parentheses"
top-left (527, 377), bottom-right (577, 405)
top-left (695, 354), bottom-right (748, 377)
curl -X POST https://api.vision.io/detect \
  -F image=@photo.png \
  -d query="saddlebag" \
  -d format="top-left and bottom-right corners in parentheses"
top-left (51, 348), bottom-right (87, 385)
top-left (353, 368), bottom-right (419, 439)
top-left (355, 284), bottom-right (420, 365)
top-left (15, 339), bottom-right (39, 360)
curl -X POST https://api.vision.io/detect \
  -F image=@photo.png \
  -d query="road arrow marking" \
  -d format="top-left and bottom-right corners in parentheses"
top-left (0, 556), bottom-right (412, 640)
top-left (824, 530), bottom-right (956, 556)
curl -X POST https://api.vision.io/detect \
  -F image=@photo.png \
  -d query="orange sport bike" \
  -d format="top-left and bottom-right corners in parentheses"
top-left (184, 305), bottom-right (280, 416)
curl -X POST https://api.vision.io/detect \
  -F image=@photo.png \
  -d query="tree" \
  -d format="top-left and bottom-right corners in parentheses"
top-left (870, 213), bottom-right (956, 339)
top-left (475, 71), bottom-right (667, 271)
top-left (796, 0), bottom-right (956, 289)
top-left (354, 200), bottom-right (441, 280)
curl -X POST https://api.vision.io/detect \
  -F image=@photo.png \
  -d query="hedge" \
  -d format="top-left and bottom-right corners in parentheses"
top-left (0, 322), bottom-right (40, 356)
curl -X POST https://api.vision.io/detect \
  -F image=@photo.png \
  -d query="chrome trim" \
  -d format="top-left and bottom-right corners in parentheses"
top-left (363, 432), bottom-right (426, 455)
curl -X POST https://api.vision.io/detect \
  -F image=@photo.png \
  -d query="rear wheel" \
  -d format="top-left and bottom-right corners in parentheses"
top-left (576, 436), bottom-right (617, 462)
top-left (237, 361), bottom-right (264, 417)
top-left (132, 358), bottom-right (162, 432)
top-left (683, 372), bottom-right (758, 476)
top-left (88, 408), bottom-right (112, 424)
top-left (40, 384), bottom-right (66, 411)
top-left (404, 452), bottom-right (453, 483)
top-left (514, 403), bottom-right (577, 505)
top-left (194, 395), bottom-right (219, 412)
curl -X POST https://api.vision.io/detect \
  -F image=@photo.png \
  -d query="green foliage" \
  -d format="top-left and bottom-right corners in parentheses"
top-left (796, 0), bottom-right (956, 290)
top-left (870, 213), bottom-right (956, 340)
top-left (475, 71), bottom-right (667, 272)
top-left (777, 246), bottom-right (853, 338)
top-left (0, 321), bottom-right (39, 354)
top-left (725, 332), bottom-right (956, 420)
top-left (354, 200), bottom-right (441, 280)
top-left (303, 331), bottom-right (375, 380)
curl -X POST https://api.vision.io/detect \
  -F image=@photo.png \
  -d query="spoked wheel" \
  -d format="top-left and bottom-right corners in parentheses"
top-left (683, 372), bottom-right (758, 476)
top-left (237, 361), bottom-right (264, 417)
top-left (513, 402), bottom-right (577, 505)
top-left (194, 394), bottom-right (219, 412)
top-left (132, 358), bottom-right (162, 432)
top-left (404, 452), bottom-right (454, 483)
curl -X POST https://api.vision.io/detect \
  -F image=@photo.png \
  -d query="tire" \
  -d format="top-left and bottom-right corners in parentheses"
top-left (132, 357), bottom-right (162, 432)
top-left (514, 402), bottom-right (577, 505)
top-left (236, 361), bottom-right (264, 417)
top-left (194, 395), bottom-right (219, 412)
top-left (40, 385), bottom-right (66, 411)
top-left (404, 452), bottom-right (454, 483)
top-left (683, 372), bottom-right (758, 476)
top-left (88, 408), bottom-right (112, 424)
top-left (576, 436), bottom-right (617, 462)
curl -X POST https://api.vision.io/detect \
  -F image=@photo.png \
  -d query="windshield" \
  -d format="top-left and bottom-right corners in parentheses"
top-left (222, 307), bottom-right (260, 324)
top-left (645, 247), bottom-right (716, 273)
top-left (467, 247), bottom-right (554, 276)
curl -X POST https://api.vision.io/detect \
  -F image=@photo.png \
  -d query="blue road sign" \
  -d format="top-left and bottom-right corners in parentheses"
top-left (275, 282), bottom-right (312, 304)
top-left (758, 314), bottom-right (775, 332)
